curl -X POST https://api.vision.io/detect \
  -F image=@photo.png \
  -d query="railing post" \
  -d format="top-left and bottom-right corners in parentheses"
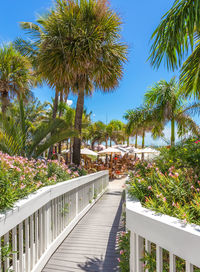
top-left (130, 231), bottom-right (137, 272)
top-left (76, 189), bottom-right (79, 215)
top-left (156, 246), bottom-right (163, 272)
top-left (186, 262), bottom-right (194, 272)
top-left (136, 234), bottom-right (144, 272)
top-left (169, 253), bottom-right (176, 272)
top-left (25, 218), bottom-right (30, 272)
top-left (12, 227), bottom-right (17, 271)
top-left (92, 182), bottom-right (95, 199)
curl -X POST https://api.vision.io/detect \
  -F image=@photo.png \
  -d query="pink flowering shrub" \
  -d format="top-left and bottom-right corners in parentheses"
top-left (0, 152), bottom-right (87, 211)
top-left (117, 231), bottom-right (130, 272)
top-left (128, 159), bottom-right (200, 226)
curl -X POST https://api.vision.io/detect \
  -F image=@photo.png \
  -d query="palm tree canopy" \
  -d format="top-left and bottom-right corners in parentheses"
top-left (144, 78), bottom-right (200, 140)
top-left (16, 0), bottom-right (128, 93)
top-left (0, 44), bottom-right (35, 113)
top-left (144, 78), bottom-right (183, 120)
top-left (149, 0), bottom-right (200, 70)
top-left (148, 0), bottom-right (200, 98)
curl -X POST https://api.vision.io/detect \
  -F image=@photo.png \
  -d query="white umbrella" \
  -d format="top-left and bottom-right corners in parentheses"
top-left (81, 148), bottom-right (98, 156)
top-left (98, 147), bottom-right (122, 155)
top-left (61, 149), bottom-right (70, 154)
top-left (141, 148), bottom-right (160, 154)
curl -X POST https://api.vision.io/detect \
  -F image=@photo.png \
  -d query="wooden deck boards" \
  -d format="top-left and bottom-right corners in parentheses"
top-left (42, 179), bottom-right (125, 272)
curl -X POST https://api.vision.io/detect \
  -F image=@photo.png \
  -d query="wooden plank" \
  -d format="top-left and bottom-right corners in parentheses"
top-left (43, 178), bottom-right (126, 272)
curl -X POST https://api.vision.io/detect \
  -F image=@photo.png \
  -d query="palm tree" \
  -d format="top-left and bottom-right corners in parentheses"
top-left (16, 0), bottom-right (127, 165)
top-left (125, 106), bottom-right (163, 150)
top-left (0, 44), bottom-right (34, 116)
top-left (86, 121), bottom-right (107, 150)
top-left (0, 97), bottom-right (76, 158)
top-left (106, 120), bottom-right (125, 147)
top-left (144, 78), bottom-right (200, 145)
top-left (149, 0), bottom-right (200, 98)
top-left (124, 109), bottom-right (141, 148)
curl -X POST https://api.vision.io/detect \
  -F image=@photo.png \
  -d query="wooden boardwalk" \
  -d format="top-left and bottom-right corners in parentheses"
top-left (43, 178), bottom-right (125, 272)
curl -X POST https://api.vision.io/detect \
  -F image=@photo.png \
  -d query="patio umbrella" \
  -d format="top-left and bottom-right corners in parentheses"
top-left (81, 148), bottom-right (98, 156)
top-left (98, 147), bottom-right (122, 156)
top-left (61, 149), bottom-right (69, 154)
top-left (98, 147), bottom-right (122, 168)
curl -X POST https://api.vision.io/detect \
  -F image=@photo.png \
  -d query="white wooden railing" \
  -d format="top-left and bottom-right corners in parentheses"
top-left (126, 195), bottom-right (200, 272)
top-left (0, 170), bottom-right (109, 272)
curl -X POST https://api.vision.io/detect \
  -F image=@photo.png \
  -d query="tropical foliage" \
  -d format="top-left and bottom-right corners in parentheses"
top-left (144, 78), bottom-right (200, 145)
top-left (128, 139), bottom-right (200, 226)
top-left (0, 97), bottom-right (76, 158)
top-left (0, 151), bottom-right (87, 212)
top-left (0, 44), bottom-right (35, 115)
top-left (149, 0), bottom-right (200, 98)
top-left (16, 0), bottom-right (128, 165)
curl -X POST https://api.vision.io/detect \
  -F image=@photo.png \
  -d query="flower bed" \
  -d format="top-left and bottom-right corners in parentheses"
top-left (0, 152), bottom-right (87, 212)
top-left (128, 139), bottom-right (200, 226)
top-left (126, 139), bottom-right (200, 271)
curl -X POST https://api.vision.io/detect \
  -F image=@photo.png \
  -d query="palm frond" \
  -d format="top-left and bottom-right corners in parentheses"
top-left (149, 0), bottom-right (200, 70)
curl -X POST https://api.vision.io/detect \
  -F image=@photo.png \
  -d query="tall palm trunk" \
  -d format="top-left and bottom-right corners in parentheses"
top-left (142, 130), bottom-right (145, 160)
top-left (110, 137), bottom-right (112, 147)
top-left (142, 130), bottom-right (145, 148)
top-left (73, 89), bottom-right (84, 165)
top-left (1, 91), bottom-right (8, 117)
top-left (58, 90), bottom-right (63, 155)
top-left (127, 136), bottom-right (129, 146)
top-left (135, 133), bottom-right (138, 148)
top-left (171, 118), bottom-right (175, 146)
top-left (48, 88), bottom-right (59, 159)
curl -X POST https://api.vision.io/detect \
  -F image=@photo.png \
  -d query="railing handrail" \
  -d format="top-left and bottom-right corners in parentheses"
top-left (126, 194), bottom-right (200, 268)
top-left (0, 170), bottom-right (108, 237)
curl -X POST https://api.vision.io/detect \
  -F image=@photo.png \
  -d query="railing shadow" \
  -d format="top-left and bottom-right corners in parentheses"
top-left (78, 189), bottom-right (123, 271)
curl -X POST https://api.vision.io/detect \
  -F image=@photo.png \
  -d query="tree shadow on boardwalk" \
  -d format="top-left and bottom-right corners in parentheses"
top-left (78, 191), bottom-right (124, 272)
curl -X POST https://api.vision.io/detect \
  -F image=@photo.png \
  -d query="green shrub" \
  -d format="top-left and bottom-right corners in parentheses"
top-left (117, 231), bottom-right (130, 272)
top-left (0, 152), bottom-right (87, 212)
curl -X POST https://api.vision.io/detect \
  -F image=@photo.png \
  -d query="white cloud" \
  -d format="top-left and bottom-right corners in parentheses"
top-left (67, 100), bottom-right (73, 106)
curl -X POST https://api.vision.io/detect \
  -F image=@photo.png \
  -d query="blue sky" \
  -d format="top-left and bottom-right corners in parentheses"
top-left (0, 0), bottom-right (183, 145)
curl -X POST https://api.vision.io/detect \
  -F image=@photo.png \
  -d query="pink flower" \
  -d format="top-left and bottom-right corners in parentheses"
top-left (191, 185), bottom-right (195, 189)
top-left (120, 250), bottom-right (124, 255)
top-left (174, 172), bottom-right (179, 177)
top-left (36, 181), bottom-right (42, 188)
top-left (20, 175), bottom-right (25, 181)
top-left (183, 219), bottom-right (187, 224)
top-left (20, 183), bottom-right (26, 189)
top-left (117, 258), bottom-right (121, 262)
top-left (148, 186), bottom-right (152, 190)
top-left (163, 197), bottom-right (166, 202)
